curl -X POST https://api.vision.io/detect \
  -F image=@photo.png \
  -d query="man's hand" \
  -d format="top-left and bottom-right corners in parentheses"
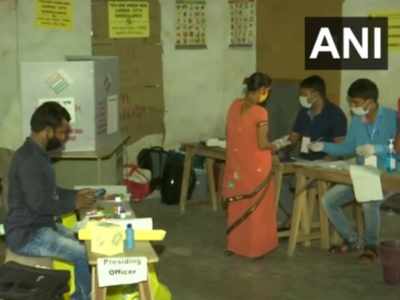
top-left (75, 189), bottom-right (96, 210)
top-left (272, 135), bottom-right (291, 151)
top-left (308, 142), bottom-right (324, 152)
top-left (356, 144), bottom-right (376, 157)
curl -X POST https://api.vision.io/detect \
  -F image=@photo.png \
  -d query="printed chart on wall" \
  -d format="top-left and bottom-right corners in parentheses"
top-left (35, 0), bottom-right (73, 31)
top-left (176, 0), bottom-right (206, 49)
top-left (108, 0), bottom-right (150, 38)
top-left (370, 11), bottom-right (400, 51)
top-left (229, 0), bottom-right (255, 47)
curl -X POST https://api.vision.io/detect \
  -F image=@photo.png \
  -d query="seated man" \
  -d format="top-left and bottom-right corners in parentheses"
top-left (273, 75), bottom-right (347, 227)
top-left (309, 78), bottom-right (397, 262)
top-left (5, 102), bottom-right (96, 300)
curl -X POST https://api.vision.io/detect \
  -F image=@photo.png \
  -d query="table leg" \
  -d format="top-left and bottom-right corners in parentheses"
top-left (206, 158), bottom-right (218, 211)
top-left (179, 148), bottom-right (194, 214)
top-left (288, 173), bottom-right (307, 256)
top-left (138, 280), bottom-right (153, 300)
top-left (97, 158), bottom-right (102, 184)
top-left (317, 181), bottom-right (330, 250)
top-left (274, 164), bottom-right (284, 211)
top-left (91, 266), bottom-right (106, 300)
top-left (302, 184), bottom-right (312, 247)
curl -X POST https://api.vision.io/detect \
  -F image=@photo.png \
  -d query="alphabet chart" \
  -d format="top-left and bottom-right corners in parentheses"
top-left (229, 0), bottom-right (256, 47)
top-left (176, 0), bottom-right (207, 49)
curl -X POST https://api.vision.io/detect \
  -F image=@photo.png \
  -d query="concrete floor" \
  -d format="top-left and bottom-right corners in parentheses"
top-left (133, 198), bottom-right (400, 300)
top-left (0, 197), bottom-right (399, 300)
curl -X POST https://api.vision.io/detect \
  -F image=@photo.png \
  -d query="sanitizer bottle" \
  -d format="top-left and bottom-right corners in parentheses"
top-left (125, 224), bottom-right (135, 250)
top-left (386, 139), bottom-right (397, 172)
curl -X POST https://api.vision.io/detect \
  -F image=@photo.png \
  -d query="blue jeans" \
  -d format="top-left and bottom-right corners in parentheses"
top-left (322, 184), bottom-right (382, 247)
top-left (15, 224), bottom-right (91, 300)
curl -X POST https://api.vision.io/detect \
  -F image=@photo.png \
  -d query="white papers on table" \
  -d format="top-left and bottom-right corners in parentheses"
top-left (293, 160), bottom-right (350, 171)
top-left (105, 218), bottom-right (153, 230)
top-left (300, 137), bottom-right (311, 153)
top-left (350, 165), bottom-right (383, 203)
top-left (75, 185), bottom-right (127, 193)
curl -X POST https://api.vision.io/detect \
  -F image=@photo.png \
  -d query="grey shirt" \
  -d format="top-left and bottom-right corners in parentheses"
top-left (5, 138), bottom-right (76, 251)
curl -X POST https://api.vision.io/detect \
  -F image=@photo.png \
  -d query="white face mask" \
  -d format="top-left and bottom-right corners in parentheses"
top-left (299, 96), bottom-right (312, 109)
top-left (351, 106), bottom-right (369, 116)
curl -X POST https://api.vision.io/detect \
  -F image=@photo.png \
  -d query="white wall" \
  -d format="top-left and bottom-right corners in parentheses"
top-left (0, 1), bottom-right (19, 150)
top-left (0, 0), bottom-right (91, 150)
top-left (341, 0), bottom-right (400, 115)
top-left (161, 0), bottom-right (256, 148)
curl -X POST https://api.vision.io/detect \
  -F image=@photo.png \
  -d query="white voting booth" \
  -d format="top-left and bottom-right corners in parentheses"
top-left (20, 56), bottom-right (127, 186)
top-left (20, 56), bottom-right (120, 152)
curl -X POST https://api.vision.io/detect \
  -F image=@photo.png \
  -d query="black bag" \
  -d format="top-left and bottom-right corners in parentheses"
top-left (161, 151), bottom-right (196, 205)
top-left (0, 261), bottom-right (70, 300)
top-left (137, 147), bottom-right (169, 191)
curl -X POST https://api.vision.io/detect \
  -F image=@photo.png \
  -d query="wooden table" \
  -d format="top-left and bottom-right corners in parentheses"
top-left (287, 163), bottom-right (400, 256)
top-left (84, 200), bottom-right (159, 300)
top-left (179, 144), bottom-right (225, 214)
top-left (53, 134), bottom-right (129, 184)
top-left (178, 143), bottom-right (295, 214)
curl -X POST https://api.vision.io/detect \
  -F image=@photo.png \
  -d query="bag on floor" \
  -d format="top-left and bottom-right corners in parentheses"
top-left (161, 151), bottom-right (196, 205)
top-left (123, 164), bottom-right (152, 201)
top-left (137, 147), bottom-right (169, 191)
top-left (0, 261), bottom-right (70, 300)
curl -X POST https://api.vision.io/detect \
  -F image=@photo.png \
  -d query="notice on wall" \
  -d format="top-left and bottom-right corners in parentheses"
top-left (107, 95), bottom-right (119, 135)
top-left (97, 257), bottom-right (148, 287)
top-left (229, 0), bottom-right (255, 47)
top-left (38, 97), bottom-right (76, 123)
top-left (370, 11), bottom-right (400, 51)
top-left (108, 0), bottom-right (150, 38)
top-left (176, 0), bottom-right (206, 49)
top-left (36, 0), bottom-right (73, 30)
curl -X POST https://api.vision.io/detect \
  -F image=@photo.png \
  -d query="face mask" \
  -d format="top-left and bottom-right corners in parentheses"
top-left (299, 96), bottom-right (312, 109)
top-left (258, 91), bottom-right (269, 103)
top-left (351, 105), bottom-right (369, 116)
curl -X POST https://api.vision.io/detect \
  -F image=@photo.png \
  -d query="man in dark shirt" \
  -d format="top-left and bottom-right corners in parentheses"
top-left (291, 77), bottom-right (347, 160)
top-left (5, 102), bottom-right (95, 300)
top-left (273, 75), bottom-right (348, 227)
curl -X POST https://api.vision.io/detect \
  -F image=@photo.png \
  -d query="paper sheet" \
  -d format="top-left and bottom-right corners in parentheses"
top-left (350, 165), bottom-right (383, 203)
top-left (106, 218), bottom-right (153, 230)
top-left (293, 160), bottom-right (350, 171)
top-left (107, 95), bottom-right (119, 135)
top-left (74, 185), bottom-right (128, 194)
top-left (36, 0), bottom-right (73, 31)
top-left (108, 0), bottom-right (150, 38)
top-left (365, 155), bottom-right (378, 168)
top-left (300, 137), bottom-right (311, 153)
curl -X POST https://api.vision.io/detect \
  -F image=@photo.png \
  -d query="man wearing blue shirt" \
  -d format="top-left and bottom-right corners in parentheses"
top-left (309, 79), bottom-right (397, 262)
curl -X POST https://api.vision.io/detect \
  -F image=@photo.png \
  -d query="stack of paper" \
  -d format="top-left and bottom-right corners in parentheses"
top-left (350, 165), bottom-right (383, 203)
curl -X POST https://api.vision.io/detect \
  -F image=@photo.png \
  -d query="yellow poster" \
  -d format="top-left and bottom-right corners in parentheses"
top-left (108, 0), bottom-right (150, 38)
top-left (370, 11), bottom-right (400, 51)
top-left (36, 0), bottom-right (73, 30)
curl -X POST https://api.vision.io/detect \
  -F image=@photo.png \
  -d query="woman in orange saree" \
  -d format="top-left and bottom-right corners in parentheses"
top-left (223, 72), bottom-right (278, 258)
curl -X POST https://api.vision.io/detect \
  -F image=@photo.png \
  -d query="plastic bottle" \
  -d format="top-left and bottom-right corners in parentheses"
top-left (386, 139), bottom-right (396, 172)
top-left (125, 224), bottom-right (135, 250)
